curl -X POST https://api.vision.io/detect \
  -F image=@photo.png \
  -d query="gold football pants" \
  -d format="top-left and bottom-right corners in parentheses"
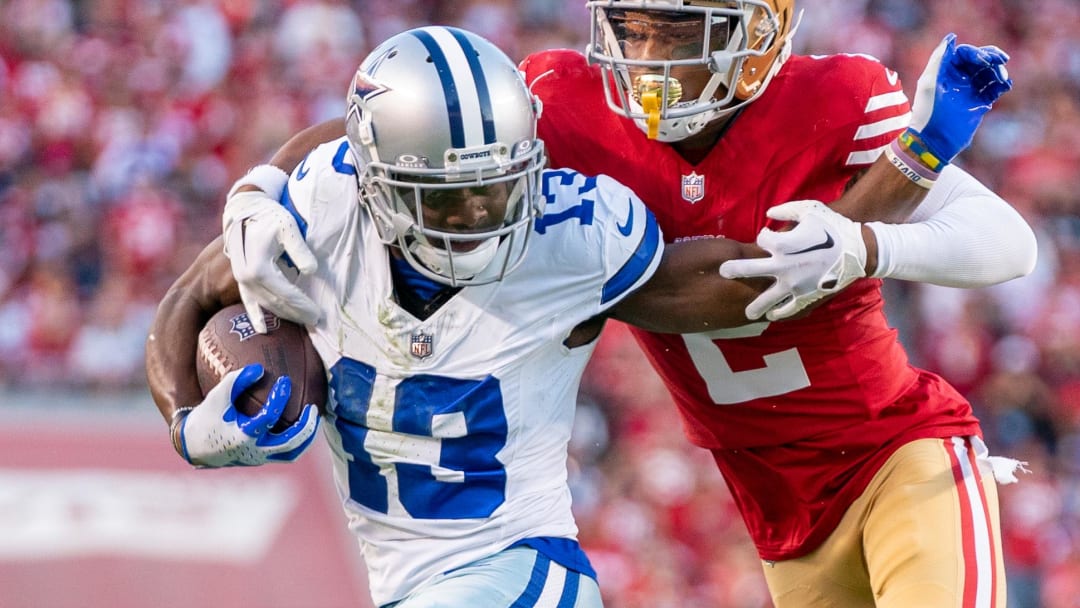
top-left (763, 437), bottom-right (1006, 608)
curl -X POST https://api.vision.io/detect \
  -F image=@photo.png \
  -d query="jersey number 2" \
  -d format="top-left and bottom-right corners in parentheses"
top-left (682, 322), bottom-right (810, 404)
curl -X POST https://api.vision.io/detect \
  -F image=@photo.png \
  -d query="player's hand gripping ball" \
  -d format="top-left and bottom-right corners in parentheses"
top-left (174, 304), bottom-right (327, 467)
top-left (197, 303), bottom-right (328, 430)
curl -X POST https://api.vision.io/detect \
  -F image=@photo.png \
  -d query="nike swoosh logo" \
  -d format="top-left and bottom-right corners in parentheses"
top-left (296, 155), bottom-right (311, 180)
top-left (791, 232), bottom-right (835, 254)
top-left (617, 200), bottom-right (634, 236)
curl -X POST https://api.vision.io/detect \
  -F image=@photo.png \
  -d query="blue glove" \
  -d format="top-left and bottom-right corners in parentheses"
top-left (174, 363), bottom-right (320, 467)
top-left (908, 33), bottom-right (1013, 164)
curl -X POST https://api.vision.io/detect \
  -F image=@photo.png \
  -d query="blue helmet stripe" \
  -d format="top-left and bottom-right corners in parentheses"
top-left (411, 29), bottom-right (466, 148)
top-left (448, 27), bottom-right (496, 144)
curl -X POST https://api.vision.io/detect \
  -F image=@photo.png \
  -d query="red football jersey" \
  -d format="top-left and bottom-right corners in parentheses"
top-left (522, 50), bottom-right (982, 559)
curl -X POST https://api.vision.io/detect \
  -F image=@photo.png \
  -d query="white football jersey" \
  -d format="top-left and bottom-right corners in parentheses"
top-left (283, 137), bottom-right (663, 606)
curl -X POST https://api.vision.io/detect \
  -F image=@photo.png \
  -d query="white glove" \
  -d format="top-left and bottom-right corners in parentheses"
top-left (174, 363), bottom-right (320, 467)
top-left (223, 173), bottom-right (320, 334)
top-left (719, 200), bottom-right (867, 321)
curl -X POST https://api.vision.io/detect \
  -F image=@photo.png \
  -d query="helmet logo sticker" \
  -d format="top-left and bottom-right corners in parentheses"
top-left (681, 172), bottom-right (705, 204)
top-left (352, 71), bottom-right (389, 103)
top-left (395, 154), bottom-right (430, 169)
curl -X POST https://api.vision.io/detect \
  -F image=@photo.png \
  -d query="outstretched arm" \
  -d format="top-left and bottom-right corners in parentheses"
top-left (223, 114), bottom-right (909, 334)
top-left (608, 237), bottom-right (770, 333)
top-left (722, 33), bottom-right (1019, 320)
top-left (224, 35), bottom-right (1016, 330)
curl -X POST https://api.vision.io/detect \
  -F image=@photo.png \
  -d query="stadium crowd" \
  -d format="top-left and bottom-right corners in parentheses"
top-left (0, 1), bottom-right (1077, 606)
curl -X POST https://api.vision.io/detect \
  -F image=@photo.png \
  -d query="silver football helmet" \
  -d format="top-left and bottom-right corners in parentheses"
top-left (345, 26), bottom-right (546, 286)
top-left (586, 0), bottom-right (798, 142)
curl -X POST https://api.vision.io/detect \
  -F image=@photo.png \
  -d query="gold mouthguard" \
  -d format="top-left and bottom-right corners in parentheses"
top-left (634, 74), bottom-right (684, 106)
top-left (634, 75), bottom-right (683, 139)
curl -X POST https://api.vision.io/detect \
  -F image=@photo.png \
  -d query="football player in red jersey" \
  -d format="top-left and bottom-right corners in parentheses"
top-left (216, 5), bottom-right (1034, 606)
top-left (518, 3), bottom-right (1031, 606)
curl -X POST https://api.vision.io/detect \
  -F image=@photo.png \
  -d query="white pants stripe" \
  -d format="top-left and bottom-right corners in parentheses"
top-left (949, 436), bottom-right (997, 608)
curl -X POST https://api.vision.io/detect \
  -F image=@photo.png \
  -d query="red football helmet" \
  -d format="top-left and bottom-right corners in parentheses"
top-left (587, 0), bottom-right (798, 141)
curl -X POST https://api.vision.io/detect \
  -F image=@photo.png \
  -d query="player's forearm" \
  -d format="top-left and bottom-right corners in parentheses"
top-left (614, 238), bottom-right (770, 332)
top-left (830, 154), bottom-right (928, 224)
top-left (146, 237), bottom-right (241, 424)
top-left (827, 150), bottom-right (935, 275)
top-left (146, 288), bottom-right (208, 425)
top-left (867, 166), bottom-right (1037, 285)
top-left (234, 119), bottom-right (347, 196)
top-left (270, 119), bottom-right (346, 173)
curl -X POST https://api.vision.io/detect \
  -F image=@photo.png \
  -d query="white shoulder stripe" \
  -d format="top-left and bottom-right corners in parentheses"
top-left (424, 27), bottom-right (485, 148)
top-left (865, 90), bottom-right (908, 112)
top-left (846, 143), bottom-right (888, 166)
top-left (853, 112), bottom-right (911, 141)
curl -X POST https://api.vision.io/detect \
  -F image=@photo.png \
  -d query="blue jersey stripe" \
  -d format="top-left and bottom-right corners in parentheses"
top-left (556, 571), bottom-right (580, 608)
top-left (601, 211), bottom-right (660, 304)
top-left (331, 141), bottom-right (357, 176)
top-left (279, 186), bottom-right (308, 238)
top-left (448, 28), bottom-right (496, 144)
top-left (509, 553), bottom-right (551, 608)
top-left (411, 29), bottom-right (465, 148)
top-left (276, 186), bottom-right (309, 270)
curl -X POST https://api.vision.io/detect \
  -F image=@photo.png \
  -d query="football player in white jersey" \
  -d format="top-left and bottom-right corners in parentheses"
top-left (144, 26), bottom-right (999, 608)
top-left (146, 26), bottom-right (769, 608)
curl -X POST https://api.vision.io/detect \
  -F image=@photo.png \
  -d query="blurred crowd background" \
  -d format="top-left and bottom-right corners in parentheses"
top-left (1, 1), bottom-right (1078, 606)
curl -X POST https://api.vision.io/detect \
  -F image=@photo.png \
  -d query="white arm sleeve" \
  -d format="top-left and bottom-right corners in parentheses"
top-left (866, 164), bottom-right (1037, 287)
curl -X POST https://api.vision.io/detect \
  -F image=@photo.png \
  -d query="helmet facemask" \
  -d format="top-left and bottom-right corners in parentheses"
top-left (343, 26), bottom-right (548, 287)
top-left (586, 1), bottom-right (796, 142)
top-left (358, 144), bottom-right (545, 286)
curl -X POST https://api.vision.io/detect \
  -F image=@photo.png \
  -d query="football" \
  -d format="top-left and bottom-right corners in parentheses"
top-left (196, 303), bottom-right (328, 432)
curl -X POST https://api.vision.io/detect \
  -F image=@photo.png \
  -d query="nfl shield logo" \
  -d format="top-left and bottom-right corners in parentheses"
top-left (410, 332), bottom-right (434, 359)
top-left (229, 311), bottom-right (280, 341)
top-left (681, 172), bottom-right (705, 204)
